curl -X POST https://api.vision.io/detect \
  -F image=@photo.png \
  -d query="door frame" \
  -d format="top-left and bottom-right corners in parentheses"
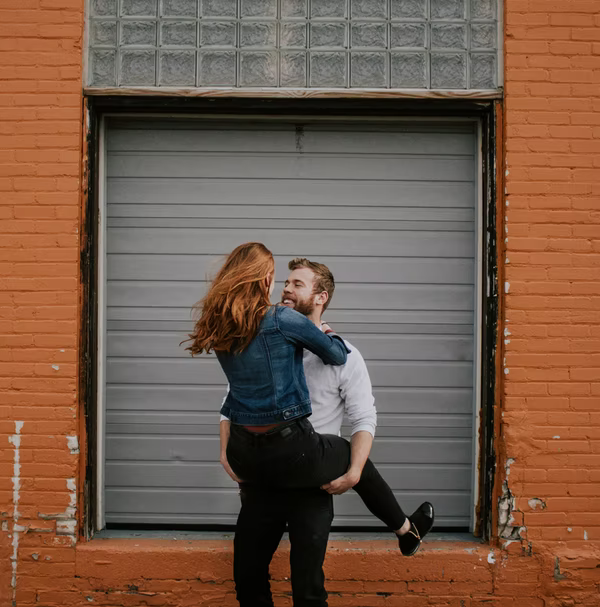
top-left (80, 96), bottom-right (501, 540)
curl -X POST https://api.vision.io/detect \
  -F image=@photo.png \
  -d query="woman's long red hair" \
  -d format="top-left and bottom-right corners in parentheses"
top-left (185, 242), bottom-right (274, 355)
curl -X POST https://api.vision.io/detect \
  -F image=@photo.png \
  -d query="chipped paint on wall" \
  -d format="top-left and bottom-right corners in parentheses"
top-left (8, 421), bottom-right (24, 606)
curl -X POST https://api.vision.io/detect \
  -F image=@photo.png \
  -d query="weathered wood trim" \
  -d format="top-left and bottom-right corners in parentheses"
top-left (79, 98), bottom-right (99, 541)
top-left (84, 86), bottom-right (503, 100)
top-left (477, 101), bottom-right (501, 542)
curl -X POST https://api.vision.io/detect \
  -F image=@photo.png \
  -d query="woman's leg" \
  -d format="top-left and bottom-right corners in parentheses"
top-left (227, 419), bottom-right (430, 544)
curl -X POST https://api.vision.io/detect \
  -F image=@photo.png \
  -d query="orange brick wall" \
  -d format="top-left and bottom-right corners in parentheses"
top-left (501, 0), bottom-right (600, 562)
top-left (1, 0), bottom-right (600, 605)
top-left (0, 0), bottom-right (84, 604)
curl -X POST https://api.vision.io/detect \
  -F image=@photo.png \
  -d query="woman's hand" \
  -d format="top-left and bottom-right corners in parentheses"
top-left (221, 453), bottom-right (243, 484)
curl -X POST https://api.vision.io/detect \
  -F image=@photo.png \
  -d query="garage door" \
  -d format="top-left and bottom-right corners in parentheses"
top-left (103, 118), bottom-right (477, 528)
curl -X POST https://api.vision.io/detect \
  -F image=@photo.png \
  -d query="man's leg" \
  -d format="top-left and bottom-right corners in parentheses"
top-left (286, 488), bottom-right (334, 607)
top-left (234, 484), bottom-right (287, 607)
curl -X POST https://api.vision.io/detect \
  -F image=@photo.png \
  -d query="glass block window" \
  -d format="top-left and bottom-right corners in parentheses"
top-left (88, 0), bottom-right (499, 89)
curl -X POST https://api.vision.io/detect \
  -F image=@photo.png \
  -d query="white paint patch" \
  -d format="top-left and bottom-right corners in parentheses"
top-left (553, 436), bottom-right (560, 440)
top-left (505, 169), bottom-right (510, 176)
top-left (505, 282), bottom-right (510, 294)
top-left (506, 199), bottom-right (510, 206)
top-left (51, 365), bottom-right (60, 371)
top-left (8, 421), bottom-right (24, 605)
top-left (567, 528), bottom-right (572, 533)
top-left (67, 436), bottom-right (79, 455)
top-left (487, 551), bottom-right (496, 564)
top-left (505, 458), bottom-right (515, 476)
top-left (67, 478), bottom-right (77, 514)
top-left (60, 349), bottom-right (65, 353)
top-left (504, 368), bottom-right (510, 375)
top-left (584, 530), bottom-right (588, 540)
top-left (506, 257), bottom-right (510, 264)
top-left (504, 328), bottom-right (512, 337)
top-left (504, 339), bottom-right (511, 345)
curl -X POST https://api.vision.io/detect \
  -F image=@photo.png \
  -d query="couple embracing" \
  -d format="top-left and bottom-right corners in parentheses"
top-left (186, 242), bottom-right (435, 607)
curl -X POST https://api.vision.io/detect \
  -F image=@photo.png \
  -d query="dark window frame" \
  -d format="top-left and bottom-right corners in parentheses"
top-left (80, 95), bottom-right (500, 540)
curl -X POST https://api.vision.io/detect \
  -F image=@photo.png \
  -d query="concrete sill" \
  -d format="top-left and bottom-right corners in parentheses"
top-left (76, 531), bottom-right (491, 584)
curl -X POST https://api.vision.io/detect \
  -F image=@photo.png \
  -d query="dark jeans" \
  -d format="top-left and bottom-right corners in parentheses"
top-left (234, 484), bottom-right (333, 607)
top-left (227, 417), bottom-right (407, 531)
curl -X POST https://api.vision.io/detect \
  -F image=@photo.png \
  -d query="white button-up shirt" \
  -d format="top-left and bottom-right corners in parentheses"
top-left (303, 340), bottom-right (377, 437)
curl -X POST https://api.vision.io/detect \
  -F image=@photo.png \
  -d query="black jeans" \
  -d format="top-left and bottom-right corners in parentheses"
top-left (234, 484), bottom-right (333, 607)
top-left (227, 417), bottom-right (407, 531)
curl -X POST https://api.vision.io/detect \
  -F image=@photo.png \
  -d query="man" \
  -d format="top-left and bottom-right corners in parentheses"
top-left (220, 258), bottom-right (433, 607)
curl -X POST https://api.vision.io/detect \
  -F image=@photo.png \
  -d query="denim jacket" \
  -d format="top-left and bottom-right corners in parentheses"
top-left (217, 305), bottom-right (349, 425)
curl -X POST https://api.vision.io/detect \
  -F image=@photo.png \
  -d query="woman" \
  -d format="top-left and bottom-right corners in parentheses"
top-left (185, 242), bottom-right (433, 556)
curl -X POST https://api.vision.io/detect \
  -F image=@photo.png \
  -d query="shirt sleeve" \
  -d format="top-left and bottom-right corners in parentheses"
top-left (277, 306), bottom-right (350, 366)
top-left (339, 344), bottom-right (377, 437)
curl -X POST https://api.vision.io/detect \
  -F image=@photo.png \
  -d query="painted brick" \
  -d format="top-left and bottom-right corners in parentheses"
top-left (0, 0), bottom-right (599, 605)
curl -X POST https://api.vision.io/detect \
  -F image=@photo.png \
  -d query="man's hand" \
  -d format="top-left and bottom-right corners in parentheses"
top-left (220, 453), bottom-right (243, 484)
top-left (321, 469), bottom-right (361, 495)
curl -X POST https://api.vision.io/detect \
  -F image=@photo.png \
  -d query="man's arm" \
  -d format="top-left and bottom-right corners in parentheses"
top-left (321, 430), bottom-right (373, 495)
top-left (321, 346), bottom-right (377, 495)
top-left (220, 419), bottom-right (242, 483)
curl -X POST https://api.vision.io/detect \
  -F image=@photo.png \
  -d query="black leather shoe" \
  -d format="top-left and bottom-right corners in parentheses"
top-left (398, 502), bottom-right (435, 556)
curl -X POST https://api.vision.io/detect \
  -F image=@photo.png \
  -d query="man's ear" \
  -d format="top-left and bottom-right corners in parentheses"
top-left (315, 291), bottom-right (329, 306)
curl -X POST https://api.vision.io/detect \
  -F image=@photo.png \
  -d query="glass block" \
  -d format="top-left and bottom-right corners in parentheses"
top-left (240, 52), bottom-right (278, 86)
top-left (281, 0), bottom-right (307, 17)
top-left (431, 53), bottom-right (466, 88)
top-left (240, 0), bottom-right (277, 18)
top-left (201, 0), bottom-right (236, 17)
top-left (351, 52), bottom-right (386, 87)
top-left (91, 0), bottom-right (117, 16)
top-left (161, 21), bottom-right (197, 46)
top-left (280, 52), bottom-right (306, 86)
top-left (121, 21), bottom-right (157, 46)
top-left (351, 0), bottom-right (387, 19)
top-left (281, 23), bottom-right (307, 48)
top-left (391, 24), bottom-right (426, 48)
top-left (391, 52), bottom-right (426, 87)
top-left (90, 20), bottom-right (117, 46)
top-left (159, 50), bottom-right (196, 84)
top-left (431, 0), bottom-right (465, 20)
top-left (471, 0), bottom-right (496, 20)
top-left (431, 24), bottom-right (466, 49)
top-left (120, 50), bottom-right (156, 85)
top-left (161, 0), bottom-right (197, 16)
top-left (121, 0), bottom-right (157, 16)
top-left (471, 24), bottom-right (496, 49)
top-left (390, 0), bottom-right (426, 19)
top-left (310, 52), bottom-right (346, 87)
top-left (200, 22), bottom-right (236, 46)
top-left (240, 22), bottom-right (277, 47)
top-left (90, 49), bottom-right (116, 85)
top-left (310, 23), bottom-right (347, 48)
top-left (351, 23), bottom-right (386, 48)
top-left (311, 0), bottom-right (347, 19)
top-left (198, 51), bottom-right (236, 85)
top-left (470, 53), bottom-right (496, 88)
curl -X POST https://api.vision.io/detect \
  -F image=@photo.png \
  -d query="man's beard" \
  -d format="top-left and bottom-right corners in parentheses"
top-left (282, 296), bottom-right (315, 317)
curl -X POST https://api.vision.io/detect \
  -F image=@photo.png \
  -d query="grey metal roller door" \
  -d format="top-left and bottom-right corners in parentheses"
top-left (104, 119), bottom-right (477, 528)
